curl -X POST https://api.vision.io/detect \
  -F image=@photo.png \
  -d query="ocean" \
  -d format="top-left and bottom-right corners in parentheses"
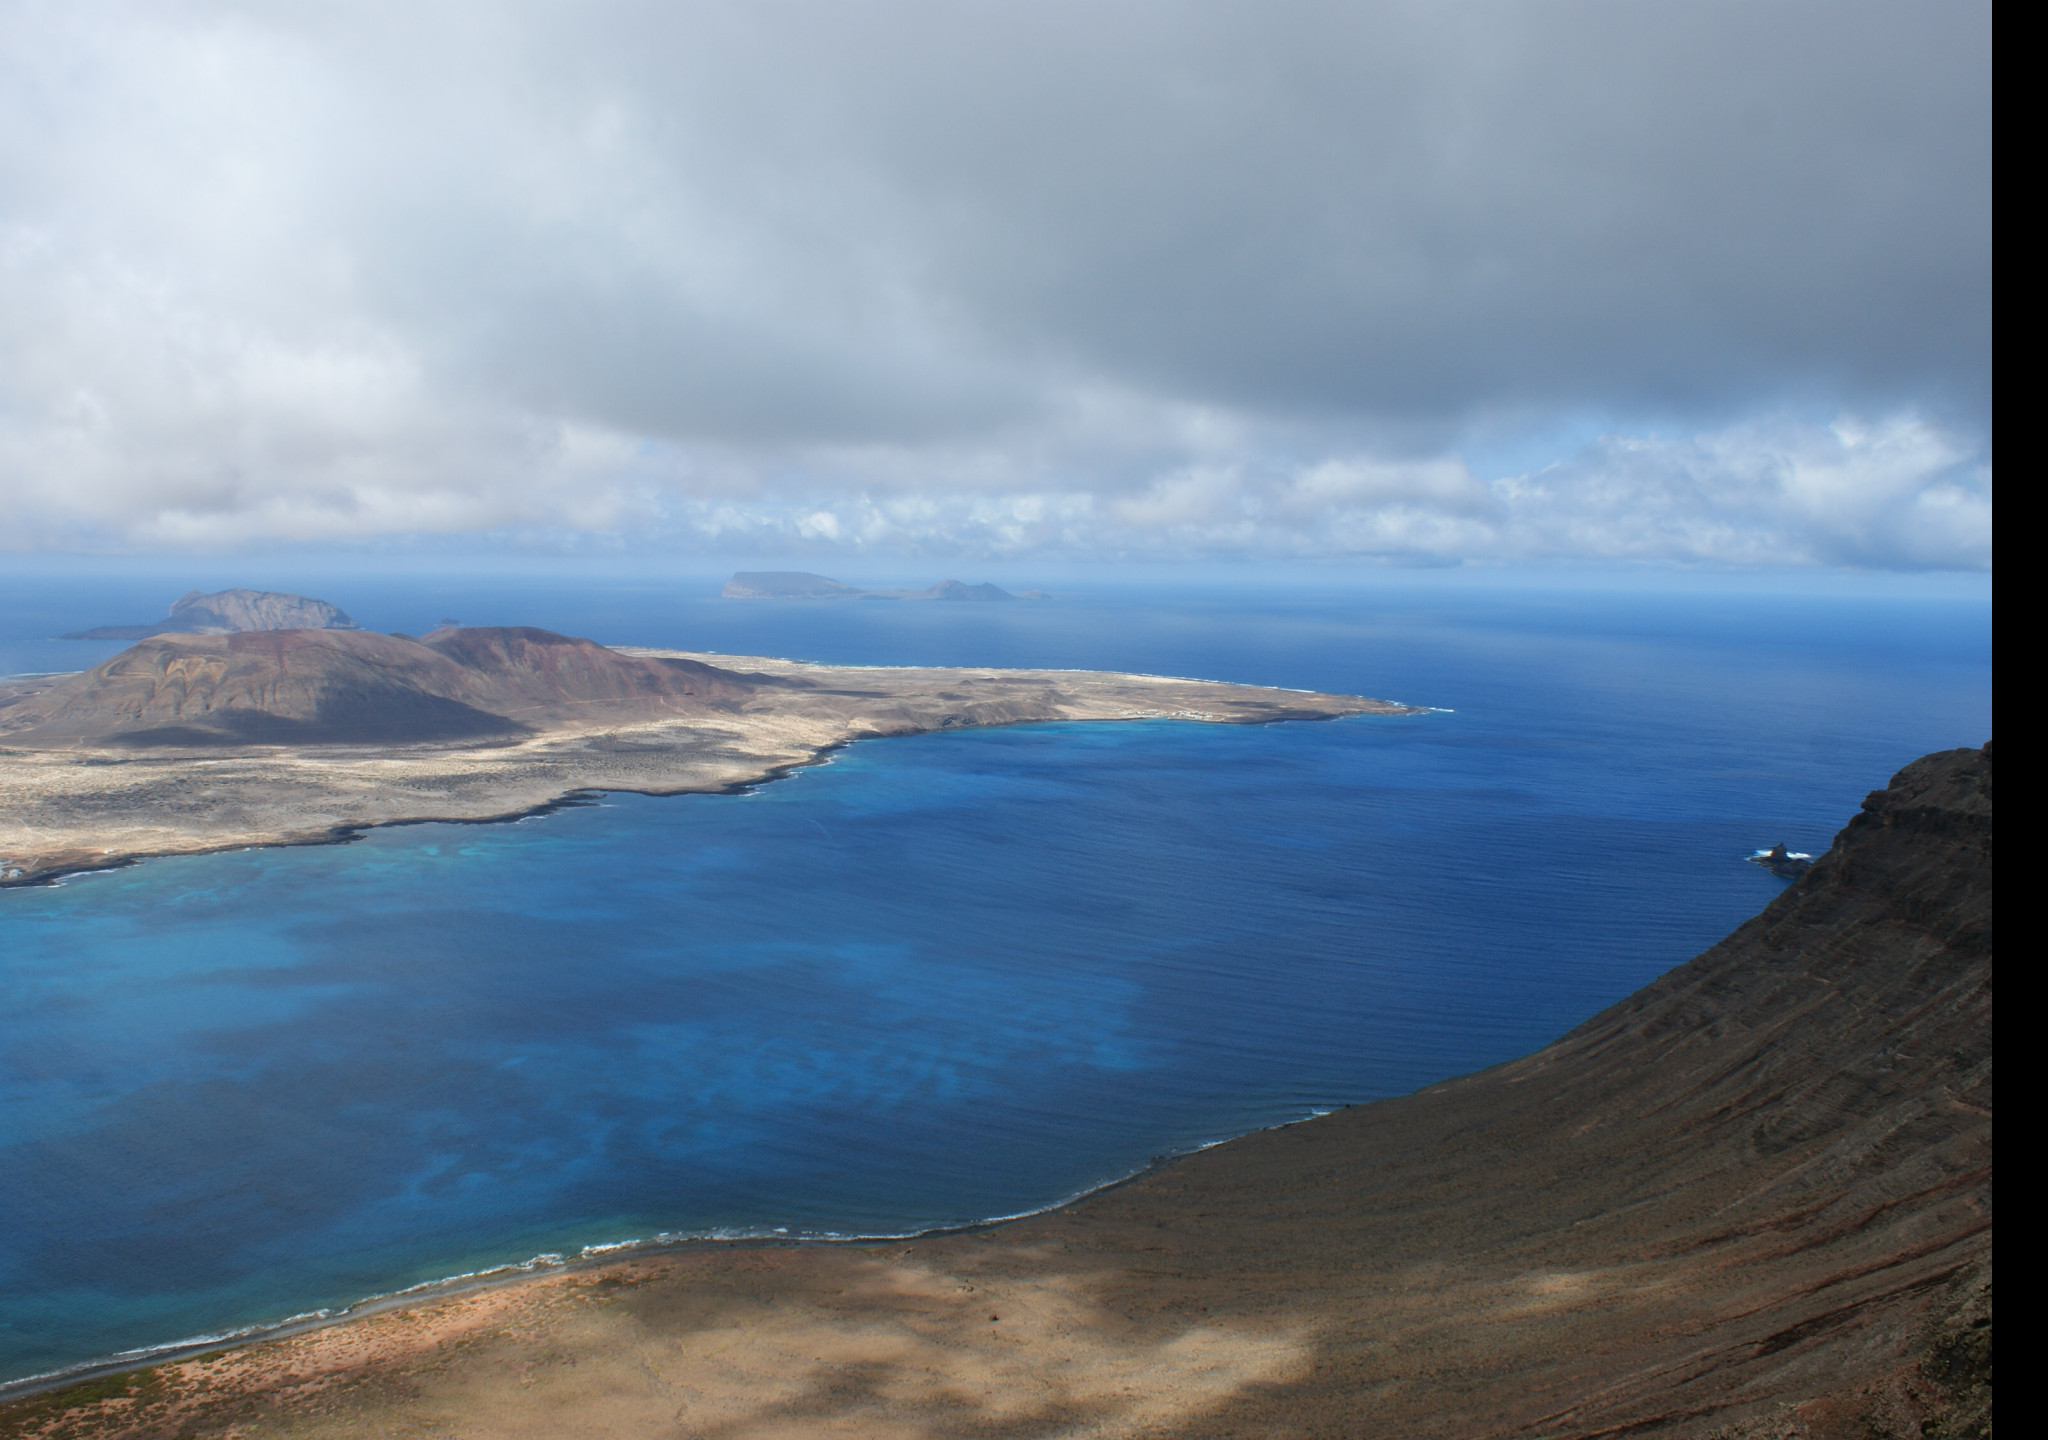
top-left (0, 567), bottom-right (1992, 1386)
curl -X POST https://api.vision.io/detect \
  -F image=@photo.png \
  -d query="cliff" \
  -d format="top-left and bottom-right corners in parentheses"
top-left (1001, 739), bottom-right (1992, 1435)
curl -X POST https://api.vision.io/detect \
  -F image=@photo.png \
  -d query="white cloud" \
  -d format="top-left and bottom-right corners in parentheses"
top-left (0, 0), bottom-right (1990, 566)
top-left (1491, 414), bottom-right (1991, 568)
top-left (324, 409), bottom-right (1978, 568)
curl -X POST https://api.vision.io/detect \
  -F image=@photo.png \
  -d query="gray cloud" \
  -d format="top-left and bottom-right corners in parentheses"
top-left (0, 0), bottom-right (1991, 564)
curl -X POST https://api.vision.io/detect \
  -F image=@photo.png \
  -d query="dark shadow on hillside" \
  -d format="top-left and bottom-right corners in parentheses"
top-left (109, 690), bottom-right (531, 748)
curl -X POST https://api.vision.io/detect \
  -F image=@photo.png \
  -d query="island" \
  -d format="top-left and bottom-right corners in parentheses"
top-left (58, 587), bottom-right (362, 641)
top-left (0, 744), bottom-right (1992, 1437)
top-left (0, 625), bottom-right (1413, 885)
top-left (721, 571), bottom-right (1049, 600)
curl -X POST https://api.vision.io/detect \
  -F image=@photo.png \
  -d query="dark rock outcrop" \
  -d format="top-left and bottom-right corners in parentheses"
top-left (1748, 840), bottom-right (1815, 879)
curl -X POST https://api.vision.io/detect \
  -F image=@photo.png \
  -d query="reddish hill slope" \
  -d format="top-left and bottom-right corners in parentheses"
top-left (0, 628), bottom-right (759, 748)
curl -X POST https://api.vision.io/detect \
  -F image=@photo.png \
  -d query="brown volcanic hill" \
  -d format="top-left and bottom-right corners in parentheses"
top-left (0, 627), bottom-right (759, 749)
top-left (410, 626), bottom-right (760, 723)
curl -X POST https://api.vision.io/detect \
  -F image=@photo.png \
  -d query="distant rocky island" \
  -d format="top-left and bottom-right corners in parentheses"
top-left (722, 571), bottom-right (1050, 601)
top-left (60, 588), bottom-right (361, 640)
top-left (0, 607), bottom-right (1409, 885)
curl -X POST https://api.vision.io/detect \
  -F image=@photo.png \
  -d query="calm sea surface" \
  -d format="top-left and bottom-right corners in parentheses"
top-left (0, 570), bottom-right (1991, 1384)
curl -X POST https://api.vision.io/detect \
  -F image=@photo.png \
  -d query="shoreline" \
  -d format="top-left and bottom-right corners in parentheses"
top-left (0, 739), bottom-right (845, 891)
top-left (1, 650), bottom-right (1417, 888)
top-left (0, 707), bottom-right (1395, 890)
top-left (0, 1105), bottom-right (1341, 1402)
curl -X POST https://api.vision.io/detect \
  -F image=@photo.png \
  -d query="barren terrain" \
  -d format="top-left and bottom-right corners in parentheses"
top-left (0, 642), bottom-right (1406, 885)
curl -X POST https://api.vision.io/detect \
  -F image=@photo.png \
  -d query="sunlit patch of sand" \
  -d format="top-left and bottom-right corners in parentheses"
top-left (385, 1255), bottom-right (1310, 1440)
top-left (149, 1251), bottom-right (1311, 1440)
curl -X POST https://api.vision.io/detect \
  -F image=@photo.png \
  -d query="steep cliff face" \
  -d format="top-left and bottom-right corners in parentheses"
top-left (1029, 741), bottom-right (1992, 1436)
top-left (0, 627), bottom-right (761, 748)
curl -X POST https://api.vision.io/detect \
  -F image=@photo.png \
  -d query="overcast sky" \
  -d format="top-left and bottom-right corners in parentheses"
top-left (0, 0), bottom-right (1991, 567)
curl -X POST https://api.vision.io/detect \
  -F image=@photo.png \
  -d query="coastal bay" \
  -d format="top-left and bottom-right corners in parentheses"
top-left (0, 743), bottom-right (1993, 1438)
top-left (0, 0), bottom-right (1992, 1429)
top-left (0, 581), bottom-right (1992, 1429)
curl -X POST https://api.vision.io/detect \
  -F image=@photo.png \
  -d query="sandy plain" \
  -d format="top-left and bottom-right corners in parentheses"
top-left (0, 648), bottom-right (1407, 886)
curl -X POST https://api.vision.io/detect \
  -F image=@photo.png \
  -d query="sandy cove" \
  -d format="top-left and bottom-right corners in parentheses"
top-left (0, 649), bottom-right (1412, 885)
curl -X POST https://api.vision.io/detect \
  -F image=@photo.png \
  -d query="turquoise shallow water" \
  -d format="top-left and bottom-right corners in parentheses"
top-left (0, 576), bottom-right (1992, 1384)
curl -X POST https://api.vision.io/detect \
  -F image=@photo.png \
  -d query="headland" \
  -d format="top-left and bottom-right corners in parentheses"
top-left (0, 627), bottom-right (1411, 885)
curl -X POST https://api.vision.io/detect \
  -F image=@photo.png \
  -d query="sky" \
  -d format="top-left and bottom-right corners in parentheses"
top-left (0, 0), bottom-right (1991, 569)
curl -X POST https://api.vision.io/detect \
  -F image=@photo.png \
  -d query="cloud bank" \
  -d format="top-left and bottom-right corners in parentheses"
top-left (0, 0), bottom-right (1991, 566)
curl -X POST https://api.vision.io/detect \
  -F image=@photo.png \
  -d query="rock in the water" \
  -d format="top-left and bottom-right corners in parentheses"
top-left (1748, 839), bottom-right (1815, 878)
top-left (2, 626), bottom-right (758, 748)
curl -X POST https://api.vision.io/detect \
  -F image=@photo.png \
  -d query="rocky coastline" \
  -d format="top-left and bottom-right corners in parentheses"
top-left (0, 635), bottom-right (1410, 886)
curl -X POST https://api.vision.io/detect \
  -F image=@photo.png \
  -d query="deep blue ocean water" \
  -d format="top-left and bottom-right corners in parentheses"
top-left (0, 567), bottom-right (1991, 1385)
